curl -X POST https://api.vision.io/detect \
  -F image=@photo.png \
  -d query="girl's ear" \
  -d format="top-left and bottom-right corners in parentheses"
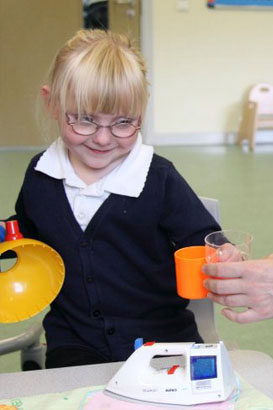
top-left (41, 85), bottom-right (50, 107)
top-left (41, 85), bottom-right (59, 119)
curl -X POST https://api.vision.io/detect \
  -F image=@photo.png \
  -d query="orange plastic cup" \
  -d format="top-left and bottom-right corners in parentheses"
top-left (174, 246), bottom-right (208, 299)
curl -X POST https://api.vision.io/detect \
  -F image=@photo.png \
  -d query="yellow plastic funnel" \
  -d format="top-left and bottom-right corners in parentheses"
top-left (0, 238), bottom-right (65, 323)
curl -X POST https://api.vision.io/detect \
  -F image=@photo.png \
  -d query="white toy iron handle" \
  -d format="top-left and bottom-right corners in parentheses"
top-left (127, 342), bottom-right (193, 369)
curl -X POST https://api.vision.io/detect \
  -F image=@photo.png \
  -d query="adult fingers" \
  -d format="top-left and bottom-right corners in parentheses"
top-left (207, 292), bottom-right (249, 307)
top-left (202, 262), bottom-right (244, 278)
top-left (204, 277), bottom-right (245, 295)
top-left (221, 307), bottom-right (263, 324)
top-left (203, 259), bottom-right (273, 286)
top-left (217, 243), bottom-right (242, 262)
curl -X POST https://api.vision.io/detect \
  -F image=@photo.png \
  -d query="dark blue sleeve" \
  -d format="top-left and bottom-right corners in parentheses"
top-left (159, 163), bottom-right (221, 249)
top-left (13, 154), bottom-right (43, 239)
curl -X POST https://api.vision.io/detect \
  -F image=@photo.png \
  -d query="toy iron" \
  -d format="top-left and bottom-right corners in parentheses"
top-left (105, 341), bottom-right (235, 406)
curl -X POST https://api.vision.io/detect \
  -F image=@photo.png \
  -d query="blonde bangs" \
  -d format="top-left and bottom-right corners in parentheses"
top-left (61, 40), bottom-right (147, 119)
top-left (77, 48), bottom-right (146, 118)
top-left (47, 30), bottom-right (148, 122)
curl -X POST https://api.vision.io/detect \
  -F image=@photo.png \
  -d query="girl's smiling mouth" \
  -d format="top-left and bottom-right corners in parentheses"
top-left (84, 145), bottom-right (113, 154)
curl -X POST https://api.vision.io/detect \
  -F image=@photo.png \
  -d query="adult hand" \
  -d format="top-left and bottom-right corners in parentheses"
top-left (216, 243), bottom-right (243, 262)
top-left (203, 258), bottom-right (273, 323)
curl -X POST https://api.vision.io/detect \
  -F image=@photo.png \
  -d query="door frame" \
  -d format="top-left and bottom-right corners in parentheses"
top-left (140, 0), bottom-right (154, 144)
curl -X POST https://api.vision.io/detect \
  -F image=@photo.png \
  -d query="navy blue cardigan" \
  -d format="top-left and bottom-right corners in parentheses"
top-left (14, 152), bottom-right (220, 361)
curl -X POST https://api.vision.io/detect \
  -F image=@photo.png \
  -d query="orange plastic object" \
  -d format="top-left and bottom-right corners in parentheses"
top-left (5, 220), bottom-right (23, 241)
top-left (174, 246), bottom-right (208, 299)
top-left (0, 238), bottom-right (65, 323)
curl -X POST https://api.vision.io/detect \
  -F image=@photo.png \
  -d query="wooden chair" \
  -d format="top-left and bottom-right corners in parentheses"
top-left (238, 83), bottom-right (273, 149)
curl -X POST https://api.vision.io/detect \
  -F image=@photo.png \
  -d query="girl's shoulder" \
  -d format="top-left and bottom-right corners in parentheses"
top-left (31, 151), bottom-right (45, 165)
top-left (25, 151), bottom-right (46, 175)
top-left (147, 153), bottom-right (185, 188)
top-left (150, 153), bottom-right (173, 170)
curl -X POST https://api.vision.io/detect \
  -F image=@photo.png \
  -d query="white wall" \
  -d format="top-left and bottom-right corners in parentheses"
top-left (143, 0), bottom-right (273, 145)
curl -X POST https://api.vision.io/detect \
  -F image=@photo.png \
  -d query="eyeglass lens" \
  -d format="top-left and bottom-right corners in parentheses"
top-left (71, 122), bottom-right (138, 138)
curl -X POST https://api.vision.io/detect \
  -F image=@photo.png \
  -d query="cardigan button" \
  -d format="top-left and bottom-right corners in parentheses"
top-left (107, 328), bottom-right (115, 335)
top-left (93, 310), bottom-right (101, 317)
top-left (86, 276), bottom-right (94, 283)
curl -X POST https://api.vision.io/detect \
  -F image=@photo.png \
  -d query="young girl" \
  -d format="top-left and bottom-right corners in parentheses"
top-left (7, 29), bottom-right (220, 368)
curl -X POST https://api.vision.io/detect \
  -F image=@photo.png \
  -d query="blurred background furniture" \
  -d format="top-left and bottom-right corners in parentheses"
top-left (83, 0), bottom-right (108, 29)
top-left (0, 322), bottom-right (45, 371)
top-left (238, 83), bottom-right (273, 149)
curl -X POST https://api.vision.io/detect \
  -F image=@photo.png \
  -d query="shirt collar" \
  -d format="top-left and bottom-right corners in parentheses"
top-left (35, 137), bottom-right (86, 188)
top-left (35, 135), bottom-right (154, 197)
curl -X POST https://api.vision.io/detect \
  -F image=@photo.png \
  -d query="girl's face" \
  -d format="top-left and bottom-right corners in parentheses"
top-left (60, 112), bottom-right (140, 180)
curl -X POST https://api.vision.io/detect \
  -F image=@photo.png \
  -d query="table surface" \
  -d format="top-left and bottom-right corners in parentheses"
top-left (0, 349), bottom-right (272, 400)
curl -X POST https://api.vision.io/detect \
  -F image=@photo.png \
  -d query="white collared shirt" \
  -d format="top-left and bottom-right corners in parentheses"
top-left (35, 135), bottom-right (154, 230)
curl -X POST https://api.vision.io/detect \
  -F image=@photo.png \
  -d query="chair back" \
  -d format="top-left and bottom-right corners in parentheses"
top-left (249, 83), bottom-right (273, 116)
top-left (238, 82), bottom-right (273, 148)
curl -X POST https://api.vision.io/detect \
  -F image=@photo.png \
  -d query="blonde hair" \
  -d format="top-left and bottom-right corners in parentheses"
top-left (46, 29), bottom-right (149, 122)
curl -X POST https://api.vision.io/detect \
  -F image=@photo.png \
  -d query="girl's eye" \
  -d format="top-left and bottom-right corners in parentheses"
top-left (79, 115), bottom-right (93, 123)
top-left (116, 118), bottom-right (133, 125)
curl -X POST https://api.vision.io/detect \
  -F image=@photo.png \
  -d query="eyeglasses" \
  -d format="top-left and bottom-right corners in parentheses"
top-left (66, 113), bottom-right (140, 138)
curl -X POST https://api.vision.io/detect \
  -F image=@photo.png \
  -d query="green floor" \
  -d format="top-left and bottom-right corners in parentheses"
top-left (0, 143), bottom-right (273, 373)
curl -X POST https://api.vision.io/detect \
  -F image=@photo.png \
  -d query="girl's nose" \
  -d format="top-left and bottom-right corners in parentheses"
top-left (92, 126), bottom-right (112, 145)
